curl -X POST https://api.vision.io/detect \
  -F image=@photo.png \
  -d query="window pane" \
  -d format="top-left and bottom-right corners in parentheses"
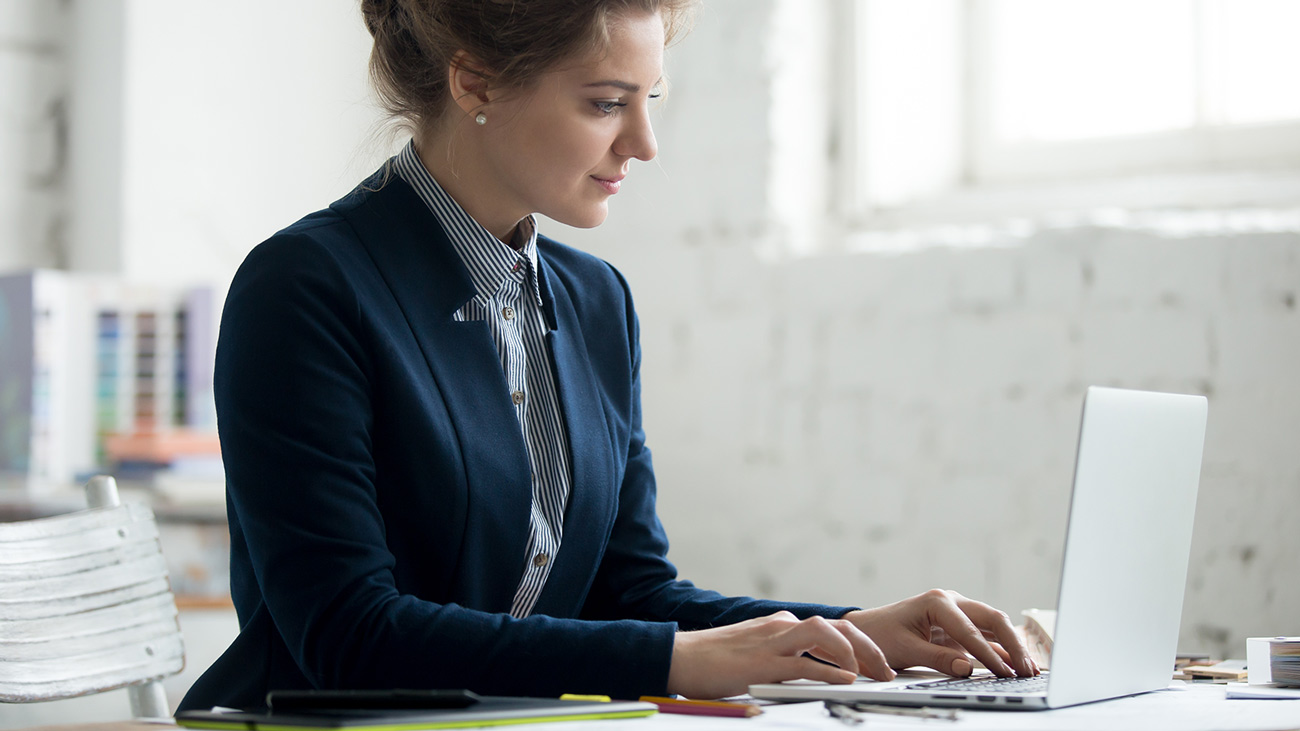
top-left (990, 0), bottom-right (1197, 142)
top-left (1220, 0), bottom-right (1300, 124)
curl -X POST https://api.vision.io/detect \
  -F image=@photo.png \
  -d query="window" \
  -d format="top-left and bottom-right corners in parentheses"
top-left (838, 0), bottom-right (1300, 219)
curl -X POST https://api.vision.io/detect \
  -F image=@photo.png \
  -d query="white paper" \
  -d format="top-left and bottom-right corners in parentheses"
top-left (1225, 682), bottom-right (1300, 700)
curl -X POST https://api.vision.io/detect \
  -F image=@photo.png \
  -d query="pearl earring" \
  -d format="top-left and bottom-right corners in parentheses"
top-left (475, 112), bottom-right (487, 126)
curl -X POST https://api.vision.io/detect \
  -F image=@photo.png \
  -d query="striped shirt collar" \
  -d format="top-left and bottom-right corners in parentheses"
top-left (393, 139), bottom-right (543, 309)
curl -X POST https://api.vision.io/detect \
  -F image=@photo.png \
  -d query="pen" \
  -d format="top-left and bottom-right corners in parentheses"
top-left (825, 700), bottom-right (960, 723)
top-left (640, 696), bottom-right (763, 718)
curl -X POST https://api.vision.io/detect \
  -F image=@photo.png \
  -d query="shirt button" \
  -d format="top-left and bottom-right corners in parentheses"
top-left (532, 553), bottom-right (549, 567)
top-left (502, 306), bottom-right (515, 320)
top-left (511, 390), bottom-right (525, 405)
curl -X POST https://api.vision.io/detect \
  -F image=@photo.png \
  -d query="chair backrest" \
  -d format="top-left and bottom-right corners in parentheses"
top-left (0, 476), bottom-right (185, 718)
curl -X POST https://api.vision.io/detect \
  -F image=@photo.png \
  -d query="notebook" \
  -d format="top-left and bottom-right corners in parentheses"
top-left (750, 386), bottom-right (1208, 711)
top-left (175, 695), bottom-right (658, 730)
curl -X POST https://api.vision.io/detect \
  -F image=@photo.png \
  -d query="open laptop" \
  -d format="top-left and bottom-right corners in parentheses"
top-left (750, 386), bottom-right (1208, 711)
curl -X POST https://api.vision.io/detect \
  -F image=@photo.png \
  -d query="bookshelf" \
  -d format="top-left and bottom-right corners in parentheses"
top-left (0, 270), bottom-right (218, 496)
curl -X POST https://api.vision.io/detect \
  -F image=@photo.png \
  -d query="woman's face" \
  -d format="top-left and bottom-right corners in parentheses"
top-left (475, 11), bottom-right (665, 232)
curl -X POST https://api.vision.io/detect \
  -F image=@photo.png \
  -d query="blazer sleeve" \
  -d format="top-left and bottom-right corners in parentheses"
top-left (577, 263), bottom-right (858, 628)
top-left (216, 231), bottom-right (676, 701)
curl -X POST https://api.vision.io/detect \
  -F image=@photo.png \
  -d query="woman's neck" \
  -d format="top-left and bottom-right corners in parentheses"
top-left (413, 127), bottom-right (524, 246)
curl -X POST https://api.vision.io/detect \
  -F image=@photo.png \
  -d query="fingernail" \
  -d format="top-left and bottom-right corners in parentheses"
top-left (952, 658), bottom-right (972, 676)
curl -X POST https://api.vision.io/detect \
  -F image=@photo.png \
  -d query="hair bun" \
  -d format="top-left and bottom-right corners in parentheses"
top-left (360, 0), bottom-right (400, 36)
top-left (364, 0), bottom-right (695, 131)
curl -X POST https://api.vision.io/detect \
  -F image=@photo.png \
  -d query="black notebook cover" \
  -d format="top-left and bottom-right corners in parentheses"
top-left (175, 696), bottom-right (657, 730)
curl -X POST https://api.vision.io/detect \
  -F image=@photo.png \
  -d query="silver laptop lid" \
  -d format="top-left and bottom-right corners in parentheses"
top-left (1046, 386), bottom-right (1207, 708)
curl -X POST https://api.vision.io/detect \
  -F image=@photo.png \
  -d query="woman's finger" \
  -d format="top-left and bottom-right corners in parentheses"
top-left (806, 622), bottom-right (896, 681)
top-left (839, 621), bottom-right (895, 681)
top-left (887, 630), bottom-right (977, 677)
top-left (938, 634), bottom-right (1013, 667)
top-left (926, 594), bottom-right (1018, 676)
top-left (773, 616), bottom-right (858, 677)
top-left (949, 592), bottom-right (1037, 675)
top-left (772, 655), bottom-right (858, 685)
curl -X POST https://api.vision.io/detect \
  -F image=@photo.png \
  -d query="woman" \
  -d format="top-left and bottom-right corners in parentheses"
top-left (178, 0), bottom-right (1036, 712)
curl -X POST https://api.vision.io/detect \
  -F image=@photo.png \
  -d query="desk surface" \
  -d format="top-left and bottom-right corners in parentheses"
top-left (648, 685), bottom-right (1294, 730)
top-left (13, 685), bottom-right (1300, 731)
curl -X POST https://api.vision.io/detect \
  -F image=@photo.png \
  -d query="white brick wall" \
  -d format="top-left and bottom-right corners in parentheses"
top-left (616, 224), bottom-right (1299, 661)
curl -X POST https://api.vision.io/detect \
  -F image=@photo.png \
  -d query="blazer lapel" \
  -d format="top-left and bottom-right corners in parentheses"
top-left (332, 173), bottom-right (532, 613)
top-left (530, 255), bottom-right (618, 618)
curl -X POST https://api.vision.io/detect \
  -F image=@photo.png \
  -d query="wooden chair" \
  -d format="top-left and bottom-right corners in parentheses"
top-left (0, 475), bottom-right (185, 718)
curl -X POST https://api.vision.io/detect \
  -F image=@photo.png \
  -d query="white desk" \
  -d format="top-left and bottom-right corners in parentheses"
top-left (15, 686), bottom-right (1300, 731)
top-left (572, 684), bottom-right (1300, 730)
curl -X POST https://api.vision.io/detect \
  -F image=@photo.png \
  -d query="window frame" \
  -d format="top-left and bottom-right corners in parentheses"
top-left (832, 0), bottom-right (1300, 228)
top-left (966, 0), bottom-right (1300, 187)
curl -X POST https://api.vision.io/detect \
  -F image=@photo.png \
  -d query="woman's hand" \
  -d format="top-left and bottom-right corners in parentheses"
top-left (843, 589), bottom-right (1039, 678)
top-left (665, 611), bottom-right (897, 699)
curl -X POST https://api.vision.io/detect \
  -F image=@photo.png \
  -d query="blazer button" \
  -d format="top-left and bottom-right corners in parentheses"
top-left (511, 390), bottom-right (525, 405)
top-left (532, 553), bottom-right (549, 567)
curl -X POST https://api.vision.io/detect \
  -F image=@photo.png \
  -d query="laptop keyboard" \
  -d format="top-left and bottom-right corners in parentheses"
top-left (909, 673), bottom-right (1049, 694)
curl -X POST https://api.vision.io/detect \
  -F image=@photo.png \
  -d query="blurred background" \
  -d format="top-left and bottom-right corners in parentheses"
top-left (1, 0), bottom-right (1297, 725)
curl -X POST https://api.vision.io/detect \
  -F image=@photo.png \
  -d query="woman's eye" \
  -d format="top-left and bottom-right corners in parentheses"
top-left (594, 100), bottom-right (626, 115)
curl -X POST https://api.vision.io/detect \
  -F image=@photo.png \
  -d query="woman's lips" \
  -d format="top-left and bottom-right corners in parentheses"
top-left (591, 175), bottom-right (624, 194)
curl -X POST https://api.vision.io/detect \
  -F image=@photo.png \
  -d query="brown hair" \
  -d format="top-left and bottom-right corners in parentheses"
top-left (361, 0), bottom-right (696, 132)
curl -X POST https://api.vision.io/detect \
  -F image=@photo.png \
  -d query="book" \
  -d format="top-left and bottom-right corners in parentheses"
top-left (1273, 641), bottom-right (1300, 686)
top-left (1248, 637), bottom-right (1300, 687)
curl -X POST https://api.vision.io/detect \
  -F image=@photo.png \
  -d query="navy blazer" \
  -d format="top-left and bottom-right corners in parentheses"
top-left (178, 169), bottom-right (854, 712)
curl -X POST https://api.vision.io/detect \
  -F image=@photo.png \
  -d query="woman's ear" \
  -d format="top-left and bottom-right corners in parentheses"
top-left (447, 50), bottom-right (491, 116)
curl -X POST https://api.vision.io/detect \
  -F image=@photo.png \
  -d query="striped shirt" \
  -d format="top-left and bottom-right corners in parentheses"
top-left (393, 140), bottom-right (572, 618)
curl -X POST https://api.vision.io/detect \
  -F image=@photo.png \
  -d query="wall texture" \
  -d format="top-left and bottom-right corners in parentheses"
top-left (0, 0), bottom-right (65, 272)
top-left (592, 225), bottom-right (1300, 662)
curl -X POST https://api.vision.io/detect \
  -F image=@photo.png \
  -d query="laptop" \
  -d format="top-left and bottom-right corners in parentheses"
top-left (750, 386), bottom-right (1208, 711)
